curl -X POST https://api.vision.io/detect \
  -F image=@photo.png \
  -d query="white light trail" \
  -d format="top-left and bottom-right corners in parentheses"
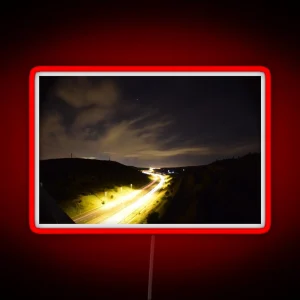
top-left (101, 172), bottom-right (165, 224)
top-left (101, 190), bottom-right (141, 210)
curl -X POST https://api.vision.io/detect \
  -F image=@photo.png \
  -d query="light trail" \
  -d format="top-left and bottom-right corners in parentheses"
top-left (73, 177), bottom-right (157, 223)
top-left (101, 172), bottom-right (165, 224)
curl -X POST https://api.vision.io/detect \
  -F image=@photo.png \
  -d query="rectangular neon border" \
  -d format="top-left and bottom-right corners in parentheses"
top-left (29, 66), bottom-right (271, 234)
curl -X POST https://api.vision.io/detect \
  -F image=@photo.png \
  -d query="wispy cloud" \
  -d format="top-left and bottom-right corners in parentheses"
top-left (55, 77), bottom-right (118, 108)
top-left (54, 77), bottom-right (119, 134)
top-left (72, 106), bottom-right (112, 129)
top-left (40, 106), bottom-right (202, 162)
top-left (139, 147), bottom-right (211, 158)
top-left (40, 77), bottom-right (259, 165)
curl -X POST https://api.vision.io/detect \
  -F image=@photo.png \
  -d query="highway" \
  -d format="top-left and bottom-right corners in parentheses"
top-left (102, 172), bottom-right (165, 224)
top-left (73, 172), bottom-right (165, 224)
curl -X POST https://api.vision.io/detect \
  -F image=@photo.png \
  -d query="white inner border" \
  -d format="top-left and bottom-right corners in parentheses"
top-left (35, 71), bottom-right (266, 229)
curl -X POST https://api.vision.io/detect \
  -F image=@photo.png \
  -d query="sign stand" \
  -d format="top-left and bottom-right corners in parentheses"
top-left (147, 235), bottom-right (155, 300)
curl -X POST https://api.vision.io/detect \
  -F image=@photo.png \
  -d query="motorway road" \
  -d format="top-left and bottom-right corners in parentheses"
top-left (73, 173), bottom-right (163, 224)
top-left (102, 172), bottom-right (165, 224)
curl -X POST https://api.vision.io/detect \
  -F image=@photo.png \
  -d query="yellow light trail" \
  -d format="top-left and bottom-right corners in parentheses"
top-left (100, 190), bottom-right (141, 211)
top-left (101, 172), bottom-right (165, 224)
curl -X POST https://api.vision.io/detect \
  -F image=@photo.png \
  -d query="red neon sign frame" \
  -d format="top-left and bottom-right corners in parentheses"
top-left (29, 66), bottom-right (271, 234)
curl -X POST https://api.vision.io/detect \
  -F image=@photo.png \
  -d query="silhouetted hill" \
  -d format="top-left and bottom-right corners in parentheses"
top-left (39, 158), bottom-right (151, 203)
top-left (161, 153), bottom-right (261, 224)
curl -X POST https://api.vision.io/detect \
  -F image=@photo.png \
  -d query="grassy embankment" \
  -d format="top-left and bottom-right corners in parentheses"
top-left (160, 153), bottom-right (261, 224)
top-left (40, 158), bottom-right (153, 218)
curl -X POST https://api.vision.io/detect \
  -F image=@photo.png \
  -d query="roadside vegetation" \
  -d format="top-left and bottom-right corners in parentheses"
top-left (60, 186), bottom-right (142, 218)
top-left (40, 158), bottom-right (152, 218)
top-left (129, 174), bottom-right (183, 224)
top-left (160, 153), bottom-right (261, 224)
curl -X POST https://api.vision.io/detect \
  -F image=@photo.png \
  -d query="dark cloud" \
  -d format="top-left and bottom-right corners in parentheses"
top-left (55, 77), bottom-right (118, 108)
top-left (39, 76), bottom-right (261, 167)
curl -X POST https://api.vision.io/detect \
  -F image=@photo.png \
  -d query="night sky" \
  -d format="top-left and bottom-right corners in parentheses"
top-left (39, 76), bottom-right (261, 168)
